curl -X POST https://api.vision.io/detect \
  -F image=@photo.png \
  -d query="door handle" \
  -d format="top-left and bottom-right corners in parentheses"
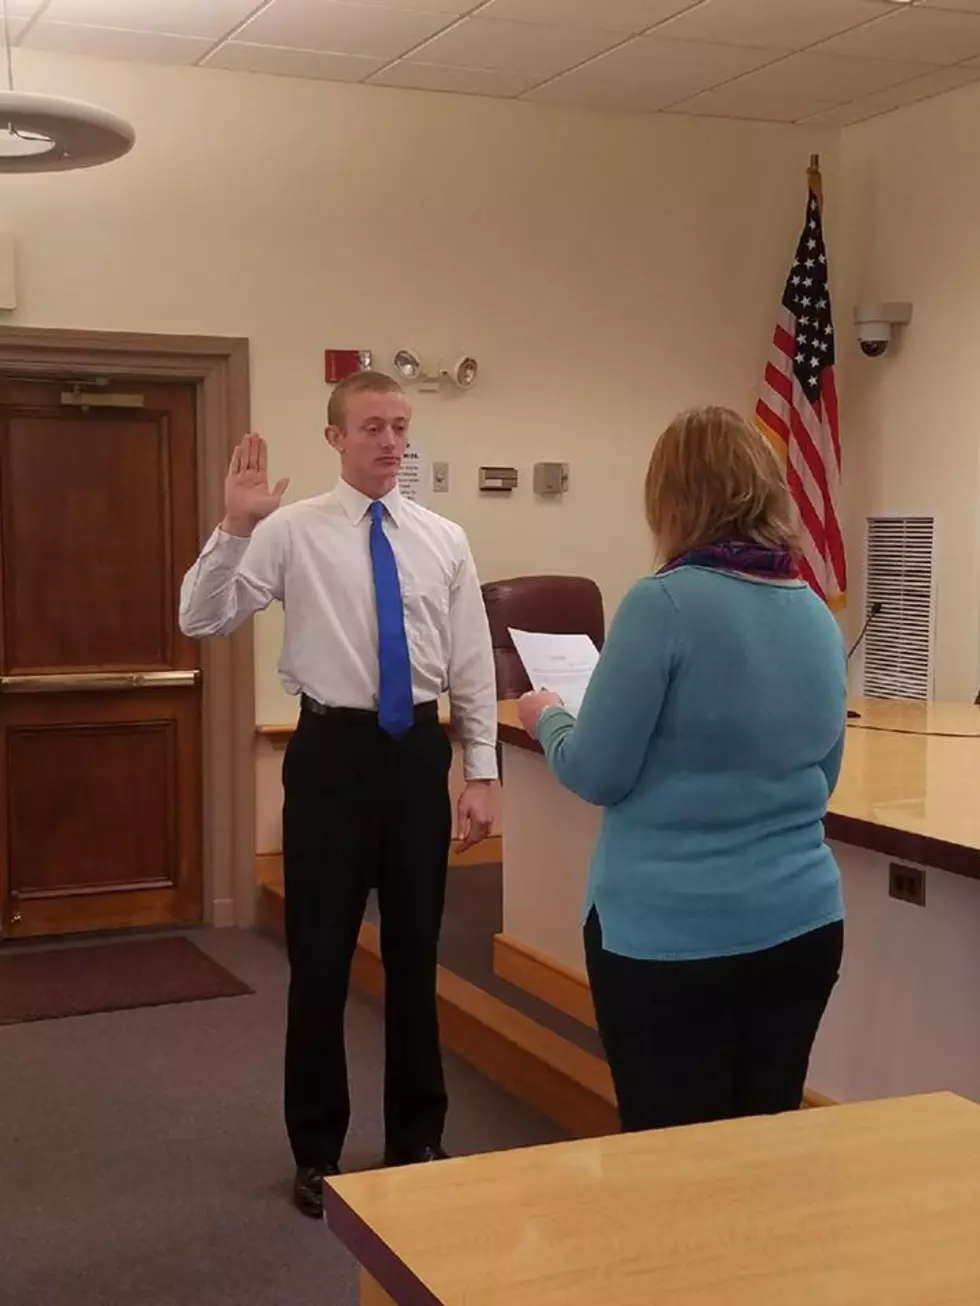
top-left (0, 670), bottom-right (201, 693)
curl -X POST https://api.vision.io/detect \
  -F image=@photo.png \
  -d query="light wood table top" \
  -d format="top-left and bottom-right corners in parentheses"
top-left (255, 697), bottom-right (980, 872)
top-left (846, 696), bottom-right (980, 736)
top-left (255, 699), bottom-right (452, 745)
top-left (326, 1093), bottom-right (980, 1306)
top-left (499, 697), bottom-right (980, 875)
top-left (829, 725), bottom-right (980, 853)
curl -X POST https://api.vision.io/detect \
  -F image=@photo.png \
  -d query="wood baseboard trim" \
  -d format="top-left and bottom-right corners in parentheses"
top-left (255, 865), bottom-right (616, 1138)
top-left (449, 833), bottom-right (502, 867)
top-left (493, 932), bottom-right (596, 1029)
top-left (254, 851), bottom-right (281, 888)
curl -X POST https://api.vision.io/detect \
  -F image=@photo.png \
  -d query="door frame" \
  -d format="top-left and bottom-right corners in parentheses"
top-left (0, 326), bottom-right (255, 928)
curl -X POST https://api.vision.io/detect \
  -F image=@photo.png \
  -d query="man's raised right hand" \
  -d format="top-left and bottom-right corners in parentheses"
top-left (222, 434), bottom-right (290, 537)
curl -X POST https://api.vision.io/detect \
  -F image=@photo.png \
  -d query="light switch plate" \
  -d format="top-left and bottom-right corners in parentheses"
top-left (432, 461), bottom-right (449, 493)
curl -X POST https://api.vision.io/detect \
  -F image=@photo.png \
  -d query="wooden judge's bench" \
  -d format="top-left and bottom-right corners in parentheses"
top-left (497, 694), bottom-right (980, 1106)
top-left (258, 693), bottom-right (980, 1117)
top-left (254, 692), bottom-right (980, 1302)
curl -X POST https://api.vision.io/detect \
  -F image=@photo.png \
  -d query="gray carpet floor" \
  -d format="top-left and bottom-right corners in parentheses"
top-left (0, 928), bottom-right (565, 1306)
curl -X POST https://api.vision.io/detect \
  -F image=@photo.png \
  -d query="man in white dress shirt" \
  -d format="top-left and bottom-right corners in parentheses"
top-left (179, 371), bottom-right (497, 1218)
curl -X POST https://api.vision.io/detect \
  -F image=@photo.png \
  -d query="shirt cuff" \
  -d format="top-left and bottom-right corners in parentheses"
top-left (462, 741), bottom-right (499, 782)
top-left (213, 527), bottom-right (253, 552)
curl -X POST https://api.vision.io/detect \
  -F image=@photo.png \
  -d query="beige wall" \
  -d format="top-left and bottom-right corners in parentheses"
top-left (2, 49), bottom-right (837, 728)
top-left (837, 81), bottom-right (980, 701)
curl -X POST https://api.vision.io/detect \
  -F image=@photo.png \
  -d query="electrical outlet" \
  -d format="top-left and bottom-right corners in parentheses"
top-left (889, 862), bottom-right (926, 907)
top-left (432, 461), bottom-right (449, 493)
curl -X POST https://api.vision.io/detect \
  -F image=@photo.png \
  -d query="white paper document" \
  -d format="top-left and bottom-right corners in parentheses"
top-left (508, 629), bottom-right (600, 718)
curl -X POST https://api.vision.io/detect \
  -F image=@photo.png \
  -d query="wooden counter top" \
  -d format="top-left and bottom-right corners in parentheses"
top-left (498, 697), bottom-right (980, 878)
top-left (496, 695), bottom-right (980, 744)
top-left (846, 696), bottom-right (980, 736)
top-left (255, 697), bottom-right (980, 877)
top-left (325, 1092), bottom-right (980, 1306)
top-left (256, 700), bottom-right (452, 745)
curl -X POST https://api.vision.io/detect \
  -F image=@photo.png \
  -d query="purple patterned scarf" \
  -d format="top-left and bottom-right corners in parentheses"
top-left (659, 539), bottom-right (799, 579)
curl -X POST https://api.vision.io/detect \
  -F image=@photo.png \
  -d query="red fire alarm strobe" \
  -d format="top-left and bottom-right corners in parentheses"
top-left (325, 349), bottom-right (373, 383)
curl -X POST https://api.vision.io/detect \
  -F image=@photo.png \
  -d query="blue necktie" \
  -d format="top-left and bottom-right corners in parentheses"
top-left (368, 500), bottom-right (414, 738)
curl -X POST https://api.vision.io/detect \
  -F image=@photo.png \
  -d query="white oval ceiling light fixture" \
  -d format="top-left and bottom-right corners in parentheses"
top-left (0, 0), bottom-right (134, 173)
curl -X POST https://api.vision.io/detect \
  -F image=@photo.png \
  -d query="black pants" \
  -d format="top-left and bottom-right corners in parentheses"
top-left (282, 702), bottom-right (453, 1168)
top-left (584, 908), bottom-right (843, 1133)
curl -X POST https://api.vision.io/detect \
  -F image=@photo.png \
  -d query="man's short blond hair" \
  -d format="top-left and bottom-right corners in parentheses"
top-left (327, 370), bottom-right (404, 430)
top-left (644, 406), bottom-right (798, 564)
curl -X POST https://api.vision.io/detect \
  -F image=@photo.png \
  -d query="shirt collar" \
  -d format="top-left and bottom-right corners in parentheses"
top-left (334, 478), bottom-right (404, 527)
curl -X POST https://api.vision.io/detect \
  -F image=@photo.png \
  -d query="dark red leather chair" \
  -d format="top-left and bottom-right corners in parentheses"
top-left (481, 575), bottom-right (605, 700)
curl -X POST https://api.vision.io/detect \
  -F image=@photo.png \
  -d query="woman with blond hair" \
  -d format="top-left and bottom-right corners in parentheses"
top-left (517, 406), bottom-right (846, 1133)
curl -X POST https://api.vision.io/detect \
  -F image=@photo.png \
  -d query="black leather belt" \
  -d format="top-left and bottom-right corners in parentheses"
top-left (300, 695), bottom-right (439, 726)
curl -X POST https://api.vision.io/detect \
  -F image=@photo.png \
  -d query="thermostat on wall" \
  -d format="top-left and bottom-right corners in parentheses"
top-left (533, 462), bottom-right (569, 496)
top-left (478, 466), bottom-right (518, 493)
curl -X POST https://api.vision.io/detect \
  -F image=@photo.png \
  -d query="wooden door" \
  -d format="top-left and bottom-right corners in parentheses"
top-left (0, 378), bottom-right (202, 939)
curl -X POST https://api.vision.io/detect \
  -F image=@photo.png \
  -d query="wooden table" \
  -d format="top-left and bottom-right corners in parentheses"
top-left (497, 694), bottom-right (980, 876)
top-left (845, 696), bottom-right (980, 737)
top-left (325, 1092), bottom-right (980, 1305)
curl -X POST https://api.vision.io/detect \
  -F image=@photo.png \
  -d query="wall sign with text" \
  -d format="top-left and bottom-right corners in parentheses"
top-left (398, 439), bottom-right (426, 505)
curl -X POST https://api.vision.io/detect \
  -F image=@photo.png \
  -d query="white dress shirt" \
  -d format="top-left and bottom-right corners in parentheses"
top-left (179, 479), bottom-right (498, 780)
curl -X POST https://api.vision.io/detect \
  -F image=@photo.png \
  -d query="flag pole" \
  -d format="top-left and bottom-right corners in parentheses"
top-left (808, 152), bottom-right (823, 212)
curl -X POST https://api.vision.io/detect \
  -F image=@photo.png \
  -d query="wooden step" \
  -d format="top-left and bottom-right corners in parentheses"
top-left (256, 862), bottom-right (831, 1124)
top-left (256, 864), bottom-right (616, 1138)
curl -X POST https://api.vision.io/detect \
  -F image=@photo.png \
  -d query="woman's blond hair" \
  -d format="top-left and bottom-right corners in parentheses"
top-left (644, 406), bottom-right (799, 564)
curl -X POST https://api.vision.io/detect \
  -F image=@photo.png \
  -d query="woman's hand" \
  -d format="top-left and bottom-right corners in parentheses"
top-left (517, 689), bottom-right (563, 736)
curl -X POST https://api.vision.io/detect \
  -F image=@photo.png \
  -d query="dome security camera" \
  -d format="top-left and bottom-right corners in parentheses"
top-left (853, 303), bottom-right (912, 358)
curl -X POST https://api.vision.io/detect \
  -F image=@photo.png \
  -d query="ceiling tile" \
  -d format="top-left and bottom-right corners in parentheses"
top-left (802, 64), bottom-right (980, 123)
top-left (477, 0), bottom-right (702, 35)
top-left (369, 60), bottom-right (539, 95)
top-left (286, 0), bottom-right (468, 10)
top-left (39, 0), bottom-right (260, 39)
top-left (238, 0), bottom-right (455, 61)
top-left (525, 76), bottom-right (697, 112)
top-left (814, 6), bottom-right (980, 63)
top-left (525, 37), bottom-right (778, 110)
top-left (205, 42), bottom-right (385, 81)
top-left (726, 49), bottom-right (936, 99)
top-left (21, 18), bottom-right (212, 62)
top-left (406, 16), bottom-right (625, 77)
top-left (557, 33), bottom-right (778, 87)
top-left (670, 84), bottom-right (839, 121)
top-left (912, 0), bottom-right (980, 12)
top-left (657, 0), bottom-right (897, 52)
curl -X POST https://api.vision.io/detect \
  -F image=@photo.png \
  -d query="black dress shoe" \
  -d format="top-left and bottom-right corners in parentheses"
top-left (383, 1144), bottom-right (449, 1168)
top-left (293, 1163), bottom-right (339, 1219)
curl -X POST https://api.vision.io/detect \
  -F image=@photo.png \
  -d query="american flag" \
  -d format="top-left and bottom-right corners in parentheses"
top-left (755, 179), bottom-right (846, 610)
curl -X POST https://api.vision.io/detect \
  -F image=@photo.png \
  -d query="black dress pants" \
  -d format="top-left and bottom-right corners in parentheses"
top-left (282, 701), bottom-right (453, 1168)
top-left (584, 908), bottom-right (843, 1133)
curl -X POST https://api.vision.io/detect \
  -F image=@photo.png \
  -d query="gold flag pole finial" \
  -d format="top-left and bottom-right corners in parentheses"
top-left (807, 152), bottom-right (823, 212)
